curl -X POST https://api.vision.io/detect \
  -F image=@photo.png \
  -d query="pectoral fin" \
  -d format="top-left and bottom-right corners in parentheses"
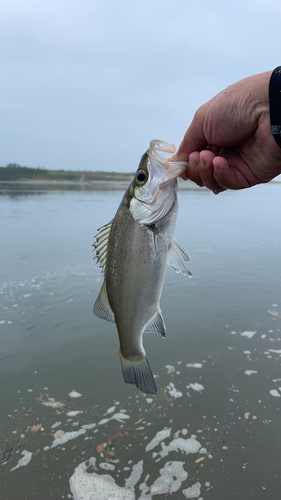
top-left (120, 352), bottom-right (157, 395)
top-left (143, 310), bottom-right (166, 338)
top-left (167, 238), bottom-right (192, 277)
top-left (93, 281), bottom-right (115, 323)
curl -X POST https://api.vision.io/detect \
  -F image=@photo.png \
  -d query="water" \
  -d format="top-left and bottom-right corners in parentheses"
top-left (0, 183), bottom-right (281, 499)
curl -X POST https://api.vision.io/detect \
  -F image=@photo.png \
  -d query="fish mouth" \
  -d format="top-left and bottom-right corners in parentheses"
top-left (134, 140), bottom-right (187, 206)
top-left (131, 140), bottom-right (187, 225)
top-left (147, 140), bottom-right (187, 183)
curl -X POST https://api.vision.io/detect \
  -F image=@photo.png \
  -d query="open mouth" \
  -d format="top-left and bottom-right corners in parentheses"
top-left (147, 141), bottom-right (187, 183)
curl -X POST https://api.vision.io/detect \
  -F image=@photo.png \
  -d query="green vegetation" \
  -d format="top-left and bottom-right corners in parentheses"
top-left (0, 163), bottom-right (134, 182)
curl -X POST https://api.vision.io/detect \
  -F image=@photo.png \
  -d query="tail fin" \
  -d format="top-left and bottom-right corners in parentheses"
top-left (120, 352), bottom-right (157, 395)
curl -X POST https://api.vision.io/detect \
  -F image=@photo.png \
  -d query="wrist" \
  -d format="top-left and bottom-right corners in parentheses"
top-left (269, 67), bottom-right (281, 148)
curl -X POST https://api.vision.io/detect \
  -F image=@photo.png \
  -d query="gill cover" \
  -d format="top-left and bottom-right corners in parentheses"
top-left (130, 140), bottom-right (187, 225)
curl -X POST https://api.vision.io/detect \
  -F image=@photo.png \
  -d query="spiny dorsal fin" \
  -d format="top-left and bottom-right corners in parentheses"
top-left (167, 238), bottom-right (192, 277)
top-left (143, 310), bottom-right (166, 338)
top-left (92, 220), bottom-right (113, 274)
top-left (93, 280), bottom-right (115, 323)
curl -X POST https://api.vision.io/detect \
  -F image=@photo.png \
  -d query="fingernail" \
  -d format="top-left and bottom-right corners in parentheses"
top-left (213, 162), bottom-right (219, 173)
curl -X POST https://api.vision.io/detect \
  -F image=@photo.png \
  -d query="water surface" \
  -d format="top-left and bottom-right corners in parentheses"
top-left (0, 183), bottom-right (281, 499)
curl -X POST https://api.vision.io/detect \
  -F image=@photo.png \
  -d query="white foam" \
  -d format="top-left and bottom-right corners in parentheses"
top-left (69, 390), bottom-right (82, 398)
top-left (166, 383), bottom-right (183, 399)
top-left (189, 383), bottom-right (204, 392)
top-left (183, 481), bottom-right (201, 498)
top-left (124, 460), bottom-right (143, 491)
top-left (53, 430), bottom-right (64, 439)
top-left (69, 462), bottom-right (134, 500)
top-left (244, 370), bottom-right (258, 376)
top-left (51, 421), bottom-right (62, 429)
top-left (98, 412), bottom-right (130, 425)
top-left (166, 365), bottom-right (175, 374)
top-left (106, 406), bottom-right (116, 414)
top-left (269, 389), bottom-right (281, 398)
top-left (149, 461), bottom-right (188, 495)
top-left (268, 349), bottom-right (281, 354)
top-left (240, 331), bottom-right (256, 339)
top-left (81, 423), bottom-right (96, 430)
top-left (51, 428), bottom-right (86, 447)
top-left (41, 400), bottom-right (65, 408)
top-left (186, 363), bottom-right (203, 369)
top-left (145, 428), bottom-right (171, 452)
top-left (10, 450), bottom-right (32, 471)
top-left (157, 435), bottom-right (201, 459)
top-left (99, 462), bottom-right (115, 471)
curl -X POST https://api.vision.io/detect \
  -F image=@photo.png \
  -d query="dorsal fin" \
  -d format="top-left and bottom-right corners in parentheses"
top-left (92, 220), bottom-right (113, 274)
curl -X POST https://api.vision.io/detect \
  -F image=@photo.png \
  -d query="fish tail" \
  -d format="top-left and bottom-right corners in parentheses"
top-left (119, 351), bottom-right (157, 396)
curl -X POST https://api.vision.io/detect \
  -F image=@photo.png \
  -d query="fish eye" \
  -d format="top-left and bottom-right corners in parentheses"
top-left (136, 170), bottom-right (147, 184)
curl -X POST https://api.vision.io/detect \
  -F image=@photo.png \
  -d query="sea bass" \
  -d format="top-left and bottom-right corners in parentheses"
top-left (93, 140), bottom-right (192, 395)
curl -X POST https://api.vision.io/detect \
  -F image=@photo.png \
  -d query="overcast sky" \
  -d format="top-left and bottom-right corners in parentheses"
top-left (1, 0), bottom-right (281, 172)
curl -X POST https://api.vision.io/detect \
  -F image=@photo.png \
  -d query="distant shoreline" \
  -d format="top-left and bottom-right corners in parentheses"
top-left (1, 179), bottom-right (280, 191)
top-left (0, 179), bottom-right (203, 190)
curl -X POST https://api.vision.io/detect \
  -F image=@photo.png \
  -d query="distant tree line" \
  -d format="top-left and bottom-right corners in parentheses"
top-left (0, 164), bottom-right (134, 182)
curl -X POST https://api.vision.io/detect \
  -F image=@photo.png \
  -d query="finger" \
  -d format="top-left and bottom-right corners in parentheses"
top-left (187, 152), bottom-right (204, 187)
top-left (197, 151), bottom-right (226, 193)
top-left (212, 156), bottom-right (254, 189)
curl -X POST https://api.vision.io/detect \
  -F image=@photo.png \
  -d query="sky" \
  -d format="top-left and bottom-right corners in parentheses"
top-left (1, 0), bottom-right (281, 172)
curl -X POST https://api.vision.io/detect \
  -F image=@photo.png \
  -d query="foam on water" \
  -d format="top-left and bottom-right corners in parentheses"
top-left (189, 383), bottom-right (204, 392)
top-left (145, 428), bottom-right (171, 452)
top-left (98, 412), bottom-right (130, 425)
top-left (269, 389), bottom-right (281, 398)
top-left (148, 461), bottom-right (188, 495)
top-left (10, 450), bottom-right (32, 471)
top-left (240, 331), bottom-right (257, 339)
top-left (156, 435), bottom-right (202, 459)
top-left (166, 383), bottom-right (183, 398)
top-left (182, 481), bottom-right (202, 498)
top-left (124, 460), bottom-right (144, 491)
top-left (51, 429), bottom-right (86, 448)
top-left (69, 463), bottom-right (134, 500)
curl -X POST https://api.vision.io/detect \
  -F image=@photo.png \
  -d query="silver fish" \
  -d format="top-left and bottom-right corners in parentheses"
top-left (93, 140), bottom-right (192, 395)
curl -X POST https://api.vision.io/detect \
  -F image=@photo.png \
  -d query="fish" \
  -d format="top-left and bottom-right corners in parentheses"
top-left (93, 140), bottom-right (192, 395)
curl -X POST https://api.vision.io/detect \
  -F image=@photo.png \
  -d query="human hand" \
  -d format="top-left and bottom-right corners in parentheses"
top-left (172, 71), bottom-right (281, 193)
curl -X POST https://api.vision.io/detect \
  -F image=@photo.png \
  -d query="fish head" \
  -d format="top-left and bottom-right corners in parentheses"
top-left (129, 140), bottom-right (187, 225)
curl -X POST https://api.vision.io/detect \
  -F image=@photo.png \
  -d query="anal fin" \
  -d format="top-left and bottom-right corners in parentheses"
top-left (143, 310), bottom-right (166, 338)
top-left (93, 281), bottom-right (115, 323)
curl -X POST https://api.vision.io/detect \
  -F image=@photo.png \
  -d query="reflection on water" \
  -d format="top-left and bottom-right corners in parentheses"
top-left (0, 181), bottom-right (132, 198)
top-left (0, 184), bottom-right (281, 499)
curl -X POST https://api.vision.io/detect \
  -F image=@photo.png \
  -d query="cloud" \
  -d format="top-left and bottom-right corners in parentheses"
top-left (0, 0), bottom-right (281, 171)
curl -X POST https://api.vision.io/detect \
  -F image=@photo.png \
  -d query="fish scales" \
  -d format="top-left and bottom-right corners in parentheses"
top-left (106, 195), bottom-right (178, 353)
top-left (93, 140), bottom-right (192, 395)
